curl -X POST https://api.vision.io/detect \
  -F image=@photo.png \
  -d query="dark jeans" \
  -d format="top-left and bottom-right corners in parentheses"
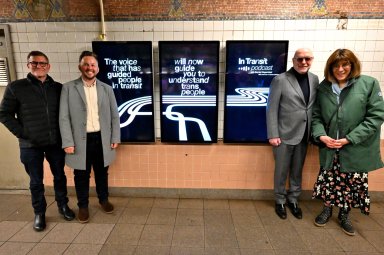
top-left (74, 131), bottom-right (109, 208)
top-left (20, 145), bottom-right (68, 214)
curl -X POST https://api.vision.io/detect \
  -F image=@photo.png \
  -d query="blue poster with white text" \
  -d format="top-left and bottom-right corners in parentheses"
top-left (224, 40), bottom-right (289, 143)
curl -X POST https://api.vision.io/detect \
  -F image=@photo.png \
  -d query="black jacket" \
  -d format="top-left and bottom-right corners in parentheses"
top-left (0, 73), bottom-right (63, 148)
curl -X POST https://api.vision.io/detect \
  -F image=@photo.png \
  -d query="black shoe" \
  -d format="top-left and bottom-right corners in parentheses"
top-left (275, 203), bottom-right (287, 219)
top-left (33, 214), bottom-right (46, 232)
top-left (58, 204), bottom-right (75, 221)
top-left (338, 209), bottom-right (355, 236)
top-left (287, 202), bottom-right (303, 219)
top-left (314, 206), bottom-right (332, 227)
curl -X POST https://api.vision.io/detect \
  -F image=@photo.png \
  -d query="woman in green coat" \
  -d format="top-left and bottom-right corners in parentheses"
top-left (311, 49), bottom-right (384, 236)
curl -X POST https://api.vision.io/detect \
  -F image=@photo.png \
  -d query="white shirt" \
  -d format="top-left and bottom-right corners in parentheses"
top-left (82, 79), bottom-right (100, 132)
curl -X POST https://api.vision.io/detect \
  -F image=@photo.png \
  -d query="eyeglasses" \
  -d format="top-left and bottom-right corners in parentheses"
top-left (28, 61), bottom-right (49, 68)
top-left (332, 62), bottom-right (351, 69)
top-left (294, 57), bottom-right (313, 62)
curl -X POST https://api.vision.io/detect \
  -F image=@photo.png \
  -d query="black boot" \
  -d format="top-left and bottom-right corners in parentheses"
top-left (59, 204), bottom-right (75, 221)
top-left (275, 203), bottom-right (287, 219)
top-left (287, 202), bottom-right (303, 219)
top-left (33, 214), bottom-right (46, 232)
top-left (338, 208), bottom-right (355, 236)
top-left (314, 205), bottom-right (332, 227)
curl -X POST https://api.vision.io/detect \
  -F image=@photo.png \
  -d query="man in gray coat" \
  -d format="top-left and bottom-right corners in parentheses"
top-left (266, 48), bottom-right (319, 220)
top-left (59, 51), bottom-right (120, 223)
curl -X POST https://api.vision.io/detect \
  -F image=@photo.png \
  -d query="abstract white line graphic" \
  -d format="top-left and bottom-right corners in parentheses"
top-left (226, 87), bottom-right (270, 106)
top-left (162, 95), bottom-right (216, 141)
top-left (118, 96), bottom-right (153, 128)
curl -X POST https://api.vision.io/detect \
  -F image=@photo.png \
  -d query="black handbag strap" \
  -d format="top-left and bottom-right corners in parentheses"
top-left (326, 108), bottom-right (338, 129)
top-left (325, 86), bottom-right (351, 129)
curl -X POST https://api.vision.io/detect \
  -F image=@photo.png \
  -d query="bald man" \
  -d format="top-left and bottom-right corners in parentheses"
top-left (266, 48), bottom-right (319, 220)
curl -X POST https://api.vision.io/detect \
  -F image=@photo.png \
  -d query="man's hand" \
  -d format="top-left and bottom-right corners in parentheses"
top-left (111, 143), bottom-right (119, 149)
top-left (269, 137), bottom-right (281, 147)
top-left (64, 146), bottom-right (75, 154)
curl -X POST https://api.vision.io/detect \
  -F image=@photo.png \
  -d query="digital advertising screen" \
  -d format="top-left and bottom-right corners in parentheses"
top-left (92, 41), bottom-right (155, 142)
top-left (159, 41), bottom-right (219, 143)
top-left (224, 40), bottom-right (289, 143)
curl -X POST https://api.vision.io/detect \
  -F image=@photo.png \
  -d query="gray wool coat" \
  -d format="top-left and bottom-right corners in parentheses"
top-left (59, 78), bottom-right (120, 170)
top-left (266, 68), bottom-right (319, 145)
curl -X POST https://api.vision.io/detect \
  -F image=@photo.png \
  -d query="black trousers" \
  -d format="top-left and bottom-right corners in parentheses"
top-left (20, 145), bottom-right (68, 214)
top-left (74, 131), bottom-right (109, 208)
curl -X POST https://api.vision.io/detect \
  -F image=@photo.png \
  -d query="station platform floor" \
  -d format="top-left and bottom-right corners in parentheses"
top-left (0, 193), bottom-right (384, 255)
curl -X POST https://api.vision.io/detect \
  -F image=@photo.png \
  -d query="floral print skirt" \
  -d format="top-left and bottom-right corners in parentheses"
top-left (312, 151), bottom-right (370, 215)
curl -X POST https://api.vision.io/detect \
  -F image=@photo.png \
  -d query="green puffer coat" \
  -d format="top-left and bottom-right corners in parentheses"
top-left (311, 75), bottom-right (384, 172)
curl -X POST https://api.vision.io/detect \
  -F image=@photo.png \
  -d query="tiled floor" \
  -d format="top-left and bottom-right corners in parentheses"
top-left (0, 194), bottom-right (384, 255)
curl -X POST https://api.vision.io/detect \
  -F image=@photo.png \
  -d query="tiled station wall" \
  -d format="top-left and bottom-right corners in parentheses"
top-left (1, 0), bottom-right (383, 192)
top-left (7, 19), bottom-right (376, 192)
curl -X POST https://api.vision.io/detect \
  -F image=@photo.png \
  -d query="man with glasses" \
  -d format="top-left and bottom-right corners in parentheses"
top-left (0, 51), bottom-right (75, 231)
top-left (266, 48), bottom-right (319, 220)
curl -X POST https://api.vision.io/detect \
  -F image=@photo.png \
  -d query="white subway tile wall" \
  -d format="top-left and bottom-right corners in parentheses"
top-left (9, 19), bottom-right (384, 138)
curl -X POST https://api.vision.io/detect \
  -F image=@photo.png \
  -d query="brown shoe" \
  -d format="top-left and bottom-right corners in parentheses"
top-left (77, 207), bottom-right (89, 223)
top-left (100, 201), bottom-right (114, 214)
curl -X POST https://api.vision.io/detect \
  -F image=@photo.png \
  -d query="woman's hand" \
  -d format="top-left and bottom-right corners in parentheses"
top-left (335, 138), bottom-right (350, 148)
top-left (320, 136), bottom-right (349, 149)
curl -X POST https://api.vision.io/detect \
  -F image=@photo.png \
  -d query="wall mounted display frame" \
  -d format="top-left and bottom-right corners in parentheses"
top-left (92, 41), bottom-right (155, 142)
top-left (224, 40), bottom-right (289, 143)
top-left (159, 41), bottom-right (220, 143)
